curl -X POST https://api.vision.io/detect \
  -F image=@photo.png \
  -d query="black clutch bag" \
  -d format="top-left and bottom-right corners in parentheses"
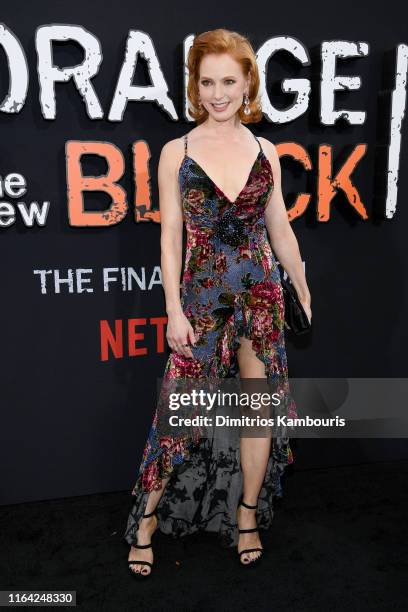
top-left (280, 271), bottom-right (311, 335)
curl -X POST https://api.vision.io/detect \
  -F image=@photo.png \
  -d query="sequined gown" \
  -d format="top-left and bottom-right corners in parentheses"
top-left (124, 131), bottom-right (298, 548)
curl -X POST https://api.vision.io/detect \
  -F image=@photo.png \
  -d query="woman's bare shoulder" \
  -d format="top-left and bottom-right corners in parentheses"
top-left (157, 137), bottom-right (187, 179)
top-left (258, 136), bottom-right (277, 156)
top-left (258, 136), bottom-right (280, 169)
top-left (160, 136), bottom-right (185, 158)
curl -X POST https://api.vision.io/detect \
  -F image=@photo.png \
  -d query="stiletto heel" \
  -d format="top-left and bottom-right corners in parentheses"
top-left (128, 508), bottom-right (158, 579)
top-left (236, 494), bottom-right (264, 568)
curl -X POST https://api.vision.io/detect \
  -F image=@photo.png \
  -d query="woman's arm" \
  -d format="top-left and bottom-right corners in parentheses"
top-left (158, 139), bottom-right (185, 315)
top-left (157, 139), bottom-right (196, 357)
top-left (261, 138), bottom-right (312, 313)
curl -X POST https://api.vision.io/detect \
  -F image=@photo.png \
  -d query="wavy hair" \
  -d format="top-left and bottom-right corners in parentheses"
top-left (186, 29), bottom-right (263, 125)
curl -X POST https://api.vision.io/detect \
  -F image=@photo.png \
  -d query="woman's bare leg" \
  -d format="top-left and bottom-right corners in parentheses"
top-left (236, 336), bottom-right (272, 564)
top-left (128, 476), bottom-right (170, 575)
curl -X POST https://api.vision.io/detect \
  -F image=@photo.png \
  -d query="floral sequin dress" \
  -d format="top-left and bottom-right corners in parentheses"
top-left (124, 131), bottom-right (298, 548)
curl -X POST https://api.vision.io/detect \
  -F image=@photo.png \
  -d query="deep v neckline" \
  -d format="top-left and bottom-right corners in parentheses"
top-left (180, 133), bottom-right (263, 205)
top-left (183, 151), bottom-right (262, 205)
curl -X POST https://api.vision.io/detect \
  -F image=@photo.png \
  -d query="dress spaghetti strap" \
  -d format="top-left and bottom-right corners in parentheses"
top-left (184, 131), bottom-right (261, 156)
top-left (252, 132), bottom-right (262, 153)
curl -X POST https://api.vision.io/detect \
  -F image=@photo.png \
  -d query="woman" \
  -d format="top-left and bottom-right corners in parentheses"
top-left (125, 28), bottom-right (312, 577)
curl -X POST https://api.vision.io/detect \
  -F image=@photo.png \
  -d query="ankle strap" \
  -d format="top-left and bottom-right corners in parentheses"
top-left (143, 509), bottom-right (157, 518)
top-left (239, 527), bottom-right (259, 534)
top-left (240, 498), bottom-right (257, 510)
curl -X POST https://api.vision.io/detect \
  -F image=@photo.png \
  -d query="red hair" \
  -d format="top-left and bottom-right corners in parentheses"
top-left (186, 29), bottom-right (263, 125)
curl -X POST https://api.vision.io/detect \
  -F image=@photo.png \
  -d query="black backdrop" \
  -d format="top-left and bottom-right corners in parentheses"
top-left (1, 0), bottom-right (407, 505)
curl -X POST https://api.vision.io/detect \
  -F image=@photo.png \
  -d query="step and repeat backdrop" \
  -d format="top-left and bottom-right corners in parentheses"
top-left (1, 1), bottom-right (407, 504)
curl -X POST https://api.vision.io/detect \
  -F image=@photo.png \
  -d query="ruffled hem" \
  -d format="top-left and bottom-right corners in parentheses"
top-left (124, 435), bottom-right (293, 549)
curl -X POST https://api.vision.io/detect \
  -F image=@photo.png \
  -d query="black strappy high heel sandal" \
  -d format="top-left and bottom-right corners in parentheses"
top-left (237, 495), bottom-right (264, 568)
top-left (128, 509), bottom-right (158, 579)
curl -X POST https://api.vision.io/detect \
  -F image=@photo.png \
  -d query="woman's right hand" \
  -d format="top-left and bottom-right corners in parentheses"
top-left (166, 309), bottom-right (197, 359)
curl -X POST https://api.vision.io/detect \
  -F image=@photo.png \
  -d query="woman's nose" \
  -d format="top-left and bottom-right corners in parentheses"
top-left (214, 84), bottom-right (225, 98)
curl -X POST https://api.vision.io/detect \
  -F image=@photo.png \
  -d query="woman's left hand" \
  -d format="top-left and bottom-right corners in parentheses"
top-left (300, 300), bottom-right (312, 325)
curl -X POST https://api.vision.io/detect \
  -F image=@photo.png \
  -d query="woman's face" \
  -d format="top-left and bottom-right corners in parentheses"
top-left (197, 53), bottom-right (249, 121)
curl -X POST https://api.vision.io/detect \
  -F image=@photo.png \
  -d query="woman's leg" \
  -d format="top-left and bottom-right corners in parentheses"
top-left (236, 336), bottom-right (272, 564)
top-left (128, 476), bottom-right (170, 575)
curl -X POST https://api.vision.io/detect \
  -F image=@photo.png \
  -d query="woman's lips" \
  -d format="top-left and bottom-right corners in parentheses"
top-left (211, 102), bottom-right (229, 112)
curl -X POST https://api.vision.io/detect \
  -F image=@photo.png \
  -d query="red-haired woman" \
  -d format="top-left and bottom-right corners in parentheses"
top-left (125, 28), bottom-right (311, 577)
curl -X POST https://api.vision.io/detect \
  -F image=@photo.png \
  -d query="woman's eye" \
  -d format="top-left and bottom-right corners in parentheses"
top-left (201, 79), bottom-right (235, 86)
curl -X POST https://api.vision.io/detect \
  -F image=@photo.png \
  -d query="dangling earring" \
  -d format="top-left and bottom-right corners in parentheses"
top-left (243, 93), bottom-right (251, 115)
top-left (198, 99), bottom-right (203, 111)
